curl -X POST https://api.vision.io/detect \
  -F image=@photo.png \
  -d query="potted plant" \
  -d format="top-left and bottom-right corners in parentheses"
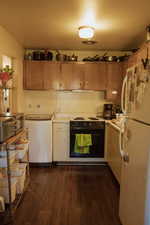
top-left (0, 65), bottom-right (14, 88)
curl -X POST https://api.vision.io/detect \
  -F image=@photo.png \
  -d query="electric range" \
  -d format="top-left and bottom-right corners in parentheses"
top-left (70, 116), bottom-right (105, 159)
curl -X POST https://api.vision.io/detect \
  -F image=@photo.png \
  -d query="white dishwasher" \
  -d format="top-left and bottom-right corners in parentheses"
top-left (25, 114), bottom-right (52, 164)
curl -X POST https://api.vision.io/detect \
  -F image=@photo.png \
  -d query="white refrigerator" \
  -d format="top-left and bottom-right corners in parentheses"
top-left (119, 62), bottom-right (150, 225)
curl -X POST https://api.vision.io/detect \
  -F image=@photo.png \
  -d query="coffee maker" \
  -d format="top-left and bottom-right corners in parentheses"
top-left (103, 104), bottom-right (113, 120)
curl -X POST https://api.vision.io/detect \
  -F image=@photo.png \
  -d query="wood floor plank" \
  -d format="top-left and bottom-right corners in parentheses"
top-left (9, 165), bottom-right (121, 225)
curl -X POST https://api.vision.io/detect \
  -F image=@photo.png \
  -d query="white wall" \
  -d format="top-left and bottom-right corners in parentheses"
top-left (0, 25), bottom-right (24, 112)
top-left (24, 90), bottom-right (109, 115)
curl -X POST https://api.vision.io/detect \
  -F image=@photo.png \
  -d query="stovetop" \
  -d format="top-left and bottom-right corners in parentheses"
top-left (88, 117), bottom-right (99, 121)
top-left (74, 117), bottom-right (85, 120)
top-left (73, 116), bottom-right (104, 121)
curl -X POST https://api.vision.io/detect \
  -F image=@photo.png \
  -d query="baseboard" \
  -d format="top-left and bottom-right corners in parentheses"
top-left (29, 162), bottom-right (53, 167)
top-left (53, 161), bottom-right (108, 166)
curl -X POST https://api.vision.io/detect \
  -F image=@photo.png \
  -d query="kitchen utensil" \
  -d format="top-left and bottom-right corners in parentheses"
top-left (93, 55), bottom-right (99, 61)
top-left (117, 55), bottom-right (129, 62)
top-left (131, 48), bottom-right (139, 53)
top-left (56, 51), bottom-right (66, 61)
top-left (99, 52), bottom-right (107, 61)
top-left (69, 54), bottom-right (78, 61)
top-left (142, 48), bottom-right (149, 69)
top-left (40, 51), bottom-right (45, 60)
top-left (103, 55), bottom-right (117, 62)
top-left (146, 25), bottom-right (150, 42)
top-left (82, 57), bottom-right (94, 61)
top-left (33, 51), bottom-right (41, 60)
top-left (44, 50), bottom-right (53, 61)
top-left (47, 51), bottom-right (53, 60)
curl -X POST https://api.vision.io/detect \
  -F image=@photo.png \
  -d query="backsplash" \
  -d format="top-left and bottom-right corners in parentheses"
top-left (24, 91), bottom-right (57, 114)
top-left (24, 90), bottom-right (110, 115)
top-left (55, 91), bottom-right (108, 114)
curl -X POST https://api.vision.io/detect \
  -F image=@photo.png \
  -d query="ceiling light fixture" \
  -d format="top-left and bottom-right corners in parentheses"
top-left (78, 26), bottom-right (95, 39)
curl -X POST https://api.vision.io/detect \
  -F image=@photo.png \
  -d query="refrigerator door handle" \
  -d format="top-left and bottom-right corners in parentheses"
top-left (121, 75), bottom-right (127, 114)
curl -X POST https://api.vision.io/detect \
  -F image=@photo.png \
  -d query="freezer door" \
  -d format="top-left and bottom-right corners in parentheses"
top-left (129, 69), bottom-right (150, 124)
top-left (122, 64), bottom-right (150, 121)
top-left (121, 66), bottom-right (135, 114)
top-left (119, 119), bottom-right (150, 225)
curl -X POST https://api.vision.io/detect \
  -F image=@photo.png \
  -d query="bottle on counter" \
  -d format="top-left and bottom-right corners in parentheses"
top-left (24, 50), bottom-right (33, 60)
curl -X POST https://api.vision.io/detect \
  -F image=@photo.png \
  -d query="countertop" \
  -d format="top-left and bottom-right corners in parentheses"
top-left (52, 117), bottom-right (72, 123)
top-left (52, 115), bottom-right (121, 131)
top-left (106, 121), bottom-right (121, 131)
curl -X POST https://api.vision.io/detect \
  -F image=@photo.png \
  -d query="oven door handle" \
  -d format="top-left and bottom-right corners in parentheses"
top-left (70, 128), bottom-right (104, 131)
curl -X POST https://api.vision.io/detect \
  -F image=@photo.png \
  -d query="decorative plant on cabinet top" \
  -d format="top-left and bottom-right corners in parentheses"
top-left (0, 65), bottom-right (14, 89)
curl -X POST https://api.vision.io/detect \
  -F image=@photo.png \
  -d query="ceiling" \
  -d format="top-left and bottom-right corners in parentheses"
top-left (0, 0), bottom-right (150, 50)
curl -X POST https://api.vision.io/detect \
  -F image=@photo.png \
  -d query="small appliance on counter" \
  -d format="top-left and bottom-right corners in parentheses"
top-left (0, 113), bottom-right (24, 143)
top-left (103, 104), bottom-right (113, 120)
top-left (0, 113), bottom-right (24, 133)
top-left (0, 117), bottom-right (16, 143)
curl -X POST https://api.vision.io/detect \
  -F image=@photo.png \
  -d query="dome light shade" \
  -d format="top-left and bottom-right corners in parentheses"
top-left (78, 26), bottom-right (95, 39)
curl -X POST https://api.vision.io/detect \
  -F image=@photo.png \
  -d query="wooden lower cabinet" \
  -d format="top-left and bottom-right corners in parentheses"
top-left (52, 122), bottom-right (69, 161)
top-left (106, 123), bottom-right (122, 183)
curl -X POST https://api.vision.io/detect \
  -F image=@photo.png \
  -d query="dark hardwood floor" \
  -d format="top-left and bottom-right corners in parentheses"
top-left (8, 165), bottom-right (121, 225)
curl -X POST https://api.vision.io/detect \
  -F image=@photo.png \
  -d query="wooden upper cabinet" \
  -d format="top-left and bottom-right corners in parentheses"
top-left (83, 63), bottom-right (107, 90)
top-left (23, 61), bottom-right (123, 97)
top-left (106, 62), bottom-right (123, 103)
top-left (44, 62), bottom-right (61, 90)
top-left (23, 61), bottom-right (44, 90)
top-left (59, 63), bottom-right (84, 90)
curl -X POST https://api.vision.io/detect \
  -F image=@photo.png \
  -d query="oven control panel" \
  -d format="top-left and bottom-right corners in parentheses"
top-left (70, 121), bottom-right (105, 130)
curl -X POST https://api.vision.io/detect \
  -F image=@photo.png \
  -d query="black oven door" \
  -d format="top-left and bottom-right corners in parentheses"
top-left (70, 129), bottom-right (105, 158)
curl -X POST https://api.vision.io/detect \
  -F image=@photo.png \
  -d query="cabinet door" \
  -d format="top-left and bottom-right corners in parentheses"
top-left (60, 63), bottom-right (84, 90)
top-left (106, 62), bottom-right (123, 103)
top-left (53, 123), bottom-right (69, 161)
top-left (23, 61), bottom-right (44, 90)
top-left (44, 62), bottom-right (61, 90)
top-left (106, 124), bottom-right (122, 183)
top-left (84, 63), bottom-right (107, 90)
